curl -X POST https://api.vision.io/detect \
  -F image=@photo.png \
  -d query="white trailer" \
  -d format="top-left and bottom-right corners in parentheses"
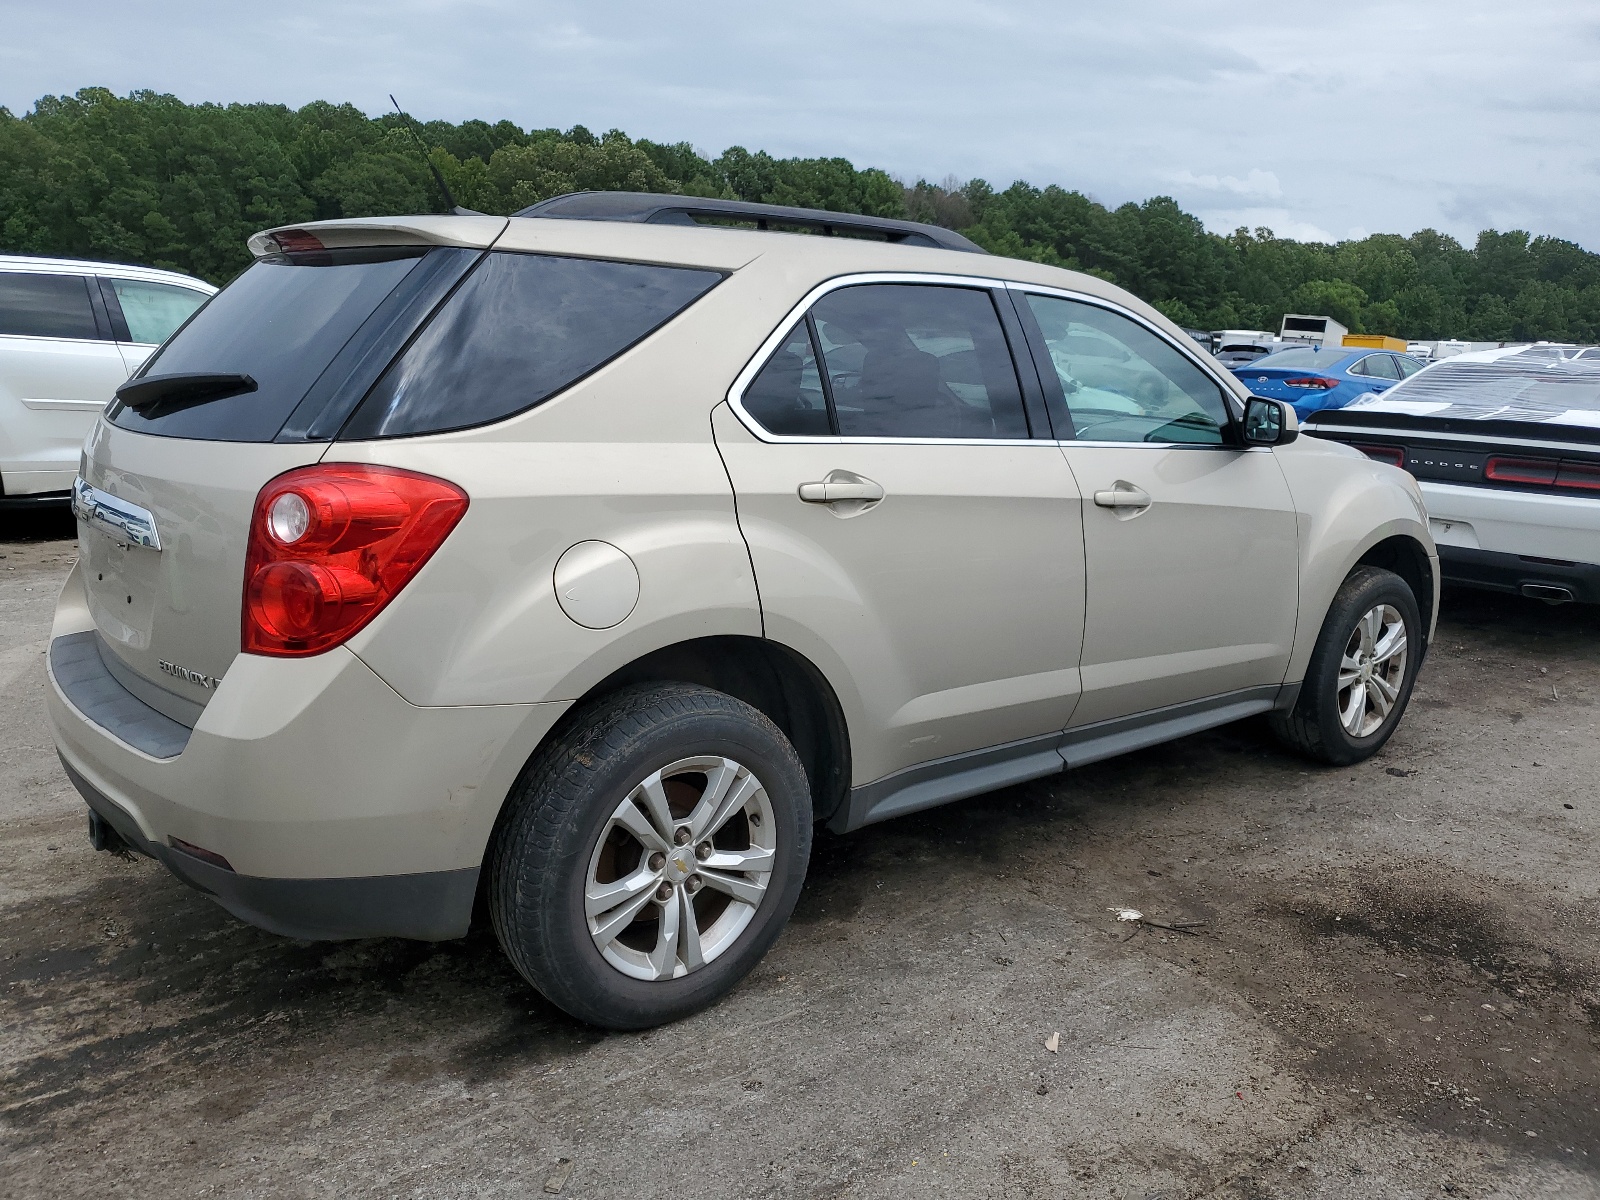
top-left (1280, 314), bottom-right (1348, 347)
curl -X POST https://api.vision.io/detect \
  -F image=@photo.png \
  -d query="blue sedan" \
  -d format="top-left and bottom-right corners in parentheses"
top-left (1231, 345), bottom-right (1427, 419)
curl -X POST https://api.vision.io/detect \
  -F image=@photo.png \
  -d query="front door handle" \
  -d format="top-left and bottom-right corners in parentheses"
top-left (1092, 483), bottom-right (1151, 510)
top-left (798, 476), bottom-right (886, 504)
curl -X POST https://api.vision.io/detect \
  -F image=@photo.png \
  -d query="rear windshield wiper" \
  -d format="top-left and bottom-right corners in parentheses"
top-left (116, 372), bottom-right (257, 415)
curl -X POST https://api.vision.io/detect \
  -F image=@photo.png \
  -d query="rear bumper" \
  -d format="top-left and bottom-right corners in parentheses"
top-left (63, 756), bottom-right (478, 940)
top-left (46, 563), bottom-right (569, 940)
top-left (1438, 546), bottom-right (1600, 605)
top-left (1420, 480), bottom-right (1600, 565)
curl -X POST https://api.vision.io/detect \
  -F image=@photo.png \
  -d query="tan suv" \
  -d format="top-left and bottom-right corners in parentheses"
top-left (48, 193), bottom-right (1437, 1028)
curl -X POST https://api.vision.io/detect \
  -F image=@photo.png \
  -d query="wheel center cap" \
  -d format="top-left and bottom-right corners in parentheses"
top-left (663, 850), bottom-right (694, 883)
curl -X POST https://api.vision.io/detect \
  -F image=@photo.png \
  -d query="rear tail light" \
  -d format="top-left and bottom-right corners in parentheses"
top-left (1555, 461), bottom-right (1600, 491)
top-left (243, 465), bottom-right (468, 657)
top-left (1485, 456), bottom-right (1558, 486)
top-left (1358, 444), bottom-right (1406, 468)
top-left (1485, 454), bottom-right (1600, 492)
top-left (1284, 376), bottom-right (1340, 389)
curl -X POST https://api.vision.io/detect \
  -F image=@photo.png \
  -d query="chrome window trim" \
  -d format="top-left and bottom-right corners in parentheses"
top-left (724, 270), bottom-right (1039, 446)
top-left (0, 332), bottom-right (116, 347)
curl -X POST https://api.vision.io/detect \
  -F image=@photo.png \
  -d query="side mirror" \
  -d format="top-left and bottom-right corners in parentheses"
top-left (1242, 397), bottom-right (1299, 446)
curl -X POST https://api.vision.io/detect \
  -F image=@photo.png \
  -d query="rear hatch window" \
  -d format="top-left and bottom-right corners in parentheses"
top-left (107, 246), bottom-right (474, 442)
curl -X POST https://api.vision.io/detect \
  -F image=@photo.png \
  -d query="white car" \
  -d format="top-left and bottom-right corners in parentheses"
top-left (49, 195), bottom-right (1436, 1028)
top-left (1305, 344), bottom-right (1600, 604)
top-left (0, 256), bottom-right (214, 503)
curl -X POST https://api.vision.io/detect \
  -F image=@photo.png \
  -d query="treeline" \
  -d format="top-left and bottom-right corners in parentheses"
top-left (3, 88), bottom-right (1598, 342)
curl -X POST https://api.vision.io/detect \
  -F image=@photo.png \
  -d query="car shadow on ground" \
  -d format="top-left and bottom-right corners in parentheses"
top-left (1, 505), bottom-right (75, 543)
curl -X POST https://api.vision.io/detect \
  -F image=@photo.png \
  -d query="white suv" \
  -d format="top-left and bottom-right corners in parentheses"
top-left (0, 255), bottom-right (213, 503)
top-left (47, 195), bottom-right (1437, 1028)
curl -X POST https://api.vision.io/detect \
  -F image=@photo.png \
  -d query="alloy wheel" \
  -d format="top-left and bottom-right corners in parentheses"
top-left (1337, 603), bottom-right (1408, 737)
top-left (584, 756), bottom-right (776, 981)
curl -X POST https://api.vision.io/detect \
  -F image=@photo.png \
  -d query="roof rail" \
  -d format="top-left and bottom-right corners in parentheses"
top-left (514, 191), bottom-right (986, 254)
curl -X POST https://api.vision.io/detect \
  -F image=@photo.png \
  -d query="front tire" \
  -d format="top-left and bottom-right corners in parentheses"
top-left (487, 683), bottom-right (812, 1030)
top-left (1270, 565), bottom-right (1422, 765)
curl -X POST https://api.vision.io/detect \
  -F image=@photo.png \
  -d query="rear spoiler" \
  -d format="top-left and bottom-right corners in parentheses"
top-left (248, 215), bottom-right (509, 260)
top-left (1304, 407), bottom-right (1600, 449)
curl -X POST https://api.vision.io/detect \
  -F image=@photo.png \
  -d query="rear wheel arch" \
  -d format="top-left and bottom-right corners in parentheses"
top-left (492, 636), bottom-right (851, 842)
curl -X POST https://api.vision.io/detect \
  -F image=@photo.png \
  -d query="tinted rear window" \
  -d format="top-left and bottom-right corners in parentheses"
top-left (108, 248), bottom-right (428, 442)
top-left (0, 272), bottom-right (98, 340)
top-left (342, 251), bottom-right (724, 439)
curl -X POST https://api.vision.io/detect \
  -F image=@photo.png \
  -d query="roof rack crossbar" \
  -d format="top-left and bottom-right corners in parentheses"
top-left (513, 191), bottom-right (985, 254)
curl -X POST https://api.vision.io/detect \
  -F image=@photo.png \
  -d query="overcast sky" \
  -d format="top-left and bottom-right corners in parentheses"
top-left (4, 0), bottom-right (1596, 249)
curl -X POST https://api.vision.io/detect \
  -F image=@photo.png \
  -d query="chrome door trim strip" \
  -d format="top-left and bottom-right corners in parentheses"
top-left (71, 476), bottom-right (161, 551)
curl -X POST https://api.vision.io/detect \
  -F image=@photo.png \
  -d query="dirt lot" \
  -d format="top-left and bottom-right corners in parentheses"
top-left (3, 507), bottom-right (1598, 1199)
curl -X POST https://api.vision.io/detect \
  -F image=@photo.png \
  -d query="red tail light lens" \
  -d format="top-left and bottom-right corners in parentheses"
top-left (1359, 444), bottom-right (1406, 468)
top-left (1485, 455), bottom-right (1558, 486)
top-left (1555, 461), bottom-right (1600, 491)
top-left (1284, 376), bottom-right (1340, 389)
top-left (243, 465), bottom-right (467, 657)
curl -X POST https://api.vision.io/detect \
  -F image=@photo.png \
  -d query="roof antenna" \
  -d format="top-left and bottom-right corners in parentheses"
top-left (389, 94), bottom-right (482, 216)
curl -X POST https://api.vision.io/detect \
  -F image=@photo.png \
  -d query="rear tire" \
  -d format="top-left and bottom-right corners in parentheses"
top-left (1270, 565), bottom-right (1422, 765)
top-left (487, 683), bottom-right (812, 1030)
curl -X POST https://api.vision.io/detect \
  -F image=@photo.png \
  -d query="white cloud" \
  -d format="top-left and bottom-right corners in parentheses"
top-left (1197, 208), bottom-right (1339, 245)
top-left (1164, 169), bottom-right (1283, 200)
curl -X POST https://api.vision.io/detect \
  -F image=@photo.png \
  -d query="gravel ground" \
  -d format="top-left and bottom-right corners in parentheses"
top-left (3, 507), bottom-right (1598, 1199)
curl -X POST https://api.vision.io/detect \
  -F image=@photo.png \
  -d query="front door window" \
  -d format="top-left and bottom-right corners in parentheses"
top-left (1023, 294), bottom-right (1229, 444)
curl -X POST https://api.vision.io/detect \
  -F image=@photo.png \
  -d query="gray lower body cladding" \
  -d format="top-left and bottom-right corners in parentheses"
top-left (830, 683), bottom-right (1295, 833)
top-left (61, 755), bottom-right (477, 942)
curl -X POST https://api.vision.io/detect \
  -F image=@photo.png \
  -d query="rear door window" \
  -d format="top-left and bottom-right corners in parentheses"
top-left (801, 283), bottom-right (1028, 439)
top-left (104, 278), bottom-right (209, 345)
top-left (1358, 354), bottom-right (1400, 380)
top-left (343, 252), bottom-right (724, 439)
top-left (743, 324), bottom-right (831, 436)
top-left (0, 272), bottom-right (99, 340)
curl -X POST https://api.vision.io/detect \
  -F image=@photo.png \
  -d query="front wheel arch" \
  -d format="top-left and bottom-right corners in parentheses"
top-left (1356, 534), bottom-right (1435, 662)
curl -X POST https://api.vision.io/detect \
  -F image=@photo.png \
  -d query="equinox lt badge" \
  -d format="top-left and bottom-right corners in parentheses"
top-left (158, 660), bottom-right (220, 689)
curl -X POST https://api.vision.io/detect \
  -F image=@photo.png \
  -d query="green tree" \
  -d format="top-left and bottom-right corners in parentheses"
top-left (1, 85), bottom-right (1596, 343)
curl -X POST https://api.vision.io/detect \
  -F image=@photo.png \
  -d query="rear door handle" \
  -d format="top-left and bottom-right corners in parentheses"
top-left (1092, 483), bottom-right (1151, 510)
top-left (798, 477), bottom-right (885, 504)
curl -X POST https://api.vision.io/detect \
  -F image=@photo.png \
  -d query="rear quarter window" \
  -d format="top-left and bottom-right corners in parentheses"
top-left (341, 251), bottom-right (724, 439)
